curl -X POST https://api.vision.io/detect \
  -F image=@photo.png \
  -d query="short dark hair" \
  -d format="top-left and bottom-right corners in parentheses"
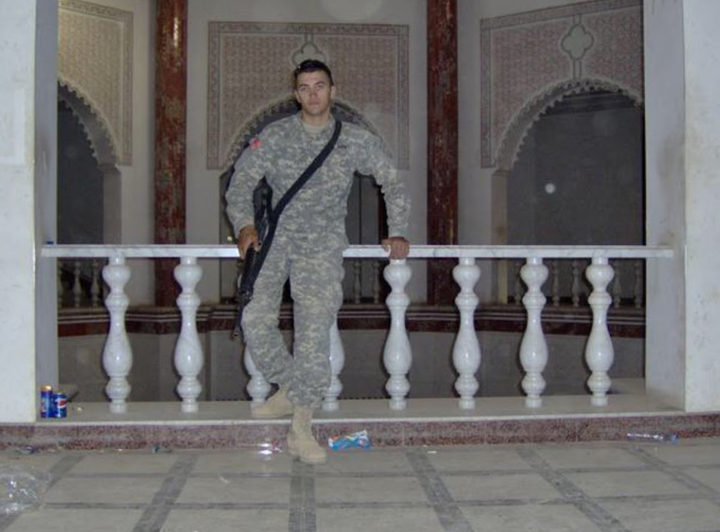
top-left (293, 59), bottom-right (334, 87)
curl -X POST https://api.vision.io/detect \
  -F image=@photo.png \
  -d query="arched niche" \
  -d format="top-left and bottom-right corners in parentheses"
top-left (490, 80), bottom-right (644, 301)
top-left (491, 79), bottom-right (643, 246)
top-left (57, 83), bottom-right (122, 244)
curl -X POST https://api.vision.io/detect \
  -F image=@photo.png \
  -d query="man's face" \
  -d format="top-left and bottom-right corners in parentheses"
top-left (294, 70), bottom-right (335, 122)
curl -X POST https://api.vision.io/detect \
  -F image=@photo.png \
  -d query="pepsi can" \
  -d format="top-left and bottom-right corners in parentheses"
top-left (40, 385), bottom-right (53, 418)
top-left (52, 392), bottom-right (68, 418)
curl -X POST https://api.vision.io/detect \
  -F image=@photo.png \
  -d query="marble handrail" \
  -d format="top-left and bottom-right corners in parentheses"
top-left (42, 244), bottom-right (674, 260)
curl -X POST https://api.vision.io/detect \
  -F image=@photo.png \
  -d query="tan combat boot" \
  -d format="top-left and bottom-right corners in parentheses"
top-left (251, 386), bottom-right (294, 419)
top-left (287, 406), bottom-right (327, 465)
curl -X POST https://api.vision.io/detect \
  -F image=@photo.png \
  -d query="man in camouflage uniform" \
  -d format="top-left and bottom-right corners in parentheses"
top-left (225, 59), bottom-right (410, 464)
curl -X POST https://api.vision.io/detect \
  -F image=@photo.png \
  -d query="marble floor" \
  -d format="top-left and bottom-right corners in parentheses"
top-left (1, 436), bottom-right (720, 532)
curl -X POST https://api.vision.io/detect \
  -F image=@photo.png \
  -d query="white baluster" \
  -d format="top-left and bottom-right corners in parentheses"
top-left (102, 256), bottom-right (132, 413)
top-left (634, 259), bottom-right (644, 309)
top-left (513, 260), bottom-right (523, 305)
top-left (585, 257), bottom-right (615, 406)
top-left (353, 260), bottom-right (362, 303)
top-left (611, 260), bottom-right (622, 309)
top-left (73, 260), bottom-right (82, 307)
top-left (91, 260), bottom-right (101, 307)
top-left (323, 320), bottom-right (345, 412)
top-left (519, 257), bottom-right (549, 408)
top-left (452, 258), bottom-right (481, 409)
top-left (173, 257), bottom-right (204, 413)
top-left (57, 261), bottom-right (63, 308)
top-left (551, 260), bottom-right (560, 307)
top-left (383, 259), bottom-right (412, 410)
top-left (372, 261), bottom-right (381, 303)
top-left (571, 260), bottom-right (581, 307)
top-left (245, 346), bottom-right (270, 405)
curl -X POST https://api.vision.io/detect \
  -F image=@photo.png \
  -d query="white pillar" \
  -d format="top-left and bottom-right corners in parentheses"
top-left (645, 0), bottom-right (720, 411)
top-left (0, 0), bottom-right (58, 422)
top-left (680, 1), bottom-right (720, 411)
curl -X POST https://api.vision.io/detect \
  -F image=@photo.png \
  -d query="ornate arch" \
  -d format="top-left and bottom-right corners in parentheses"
top-left (58, 82), bottom-right (118, 167)
top-left (57, 83), bottom-right (121, 243)
top-left (495, 78), bottom-right (643, 174)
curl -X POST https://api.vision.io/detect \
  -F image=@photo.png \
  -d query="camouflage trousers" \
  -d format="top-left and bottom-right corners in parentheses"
top-left (240, 229), bottom-right (345, 409)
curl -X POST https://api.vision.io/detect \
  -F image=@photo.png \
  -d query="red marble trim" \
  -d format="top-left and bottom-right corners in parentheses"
top-left (57, 304), bottom-right (645, 338)
top-left (427, 0), bottom-right (459, 305)
top-left (154, 0), bottom-right (188, 306)
top-left (1, 412), bottom-right (718, 451)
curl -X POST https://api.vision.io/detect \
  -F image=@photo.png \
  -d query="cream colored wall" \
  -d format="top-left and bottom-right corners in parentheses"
top-left (186, 0), bottom-right (428, 302)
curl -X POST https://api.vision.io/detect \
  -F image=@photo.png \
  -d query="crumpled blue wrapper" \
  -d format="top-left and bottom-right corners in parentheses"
top-left (328, 430), bottom-right (372, 451)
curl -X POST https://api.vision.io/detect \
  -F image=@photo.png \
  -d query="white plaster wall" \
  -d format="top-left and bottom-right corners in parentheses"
top-left (35, 0), bottom-right (60, 392)
top-left (682, 0), bottom-right (720, 411)
top-left (643, 0), bottom-right (686, 408)
top-left (186, 0), bottom-right (428, 303)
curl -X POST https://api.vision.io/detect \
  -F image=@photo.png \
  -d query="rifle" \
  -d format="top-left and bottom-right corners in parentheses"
top-left (232, 120), bottom-right (342, 338)
top-left (232, 178), bottom-right (272, 337)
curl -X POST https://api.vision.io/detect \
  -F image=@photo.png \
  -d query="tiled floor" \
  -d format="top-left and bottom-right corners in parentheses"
top-left (1, 437), bottom-right (720, 532)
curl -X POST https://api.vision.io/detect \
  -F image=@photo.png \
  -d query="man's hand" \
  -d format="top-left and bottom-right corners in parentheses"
top-left (381, 236), bottom-right (410, 260)
top-left (237, 225), bottom-right (259, 259)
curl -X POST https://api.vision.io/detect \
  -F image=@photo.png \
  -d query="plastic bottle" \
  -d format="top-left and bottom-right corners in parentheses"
top-left (626, 432), bottom-right (678, 443)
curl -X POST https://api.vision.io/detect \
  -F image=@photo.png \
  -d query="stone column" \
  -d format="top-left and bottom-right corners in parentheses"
top-left (645, 0), bottom-right (720, 411)
top-left (0, 0), bottom-right (58, 422)
top-left (154, 0), bottom-right (187, 306)
top-left (427, 0), bottom-right (459, 305)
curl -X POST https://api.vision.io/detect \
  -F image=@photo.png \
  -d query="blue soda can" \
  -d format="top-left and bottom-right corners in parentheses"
top-left (52, 392), bottom-right (68, 418)
top-left (40, 385), bottom-right (53, 418)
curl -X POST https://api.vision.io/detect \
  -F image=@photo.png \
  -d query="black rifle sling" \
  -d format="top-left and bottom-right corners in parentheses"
top-left (233, 120), bottom-right (342, 337)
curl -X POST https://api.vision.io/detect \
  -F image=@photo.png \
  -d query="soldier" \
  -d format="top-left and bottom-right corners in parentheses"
top-left (225, 59), bottom-right (410, 464)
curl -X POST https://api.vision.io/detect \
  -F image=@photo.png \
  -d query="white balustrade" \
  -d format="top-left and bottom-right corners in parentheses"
top-left (519, 257), bottom-right (549, 408)
top-left (245, 346), bottom-right (271, 406)
top-left (173, 257), bottom-right (204, 413)
top-left (585, 257), bottom-right (615, 406)
top-left (383, 259), bottom-right (412, 410)
top-left (101, 256), bottom-right (132, 413)
top-left (43, 244), bottom-right (673, 415)
top-left (323, 319), bottom-right (345, 411)
top-left (452, 258), bottom-right (481, 409)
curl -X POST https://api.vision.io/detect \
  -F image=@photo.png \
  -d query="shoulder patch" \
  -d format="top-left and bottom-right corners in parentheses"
top-left (249, 137), bottom-right (262, 150)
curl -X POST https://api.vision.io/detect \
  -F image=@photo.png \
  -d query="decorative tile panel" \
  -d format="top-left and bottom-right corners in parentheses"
top-left (480, 0), bottom-right (643, 168)
top-left (207, 22), bottom-right (409, 170)
top-left (58, 0), bottom-right (133, 165)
